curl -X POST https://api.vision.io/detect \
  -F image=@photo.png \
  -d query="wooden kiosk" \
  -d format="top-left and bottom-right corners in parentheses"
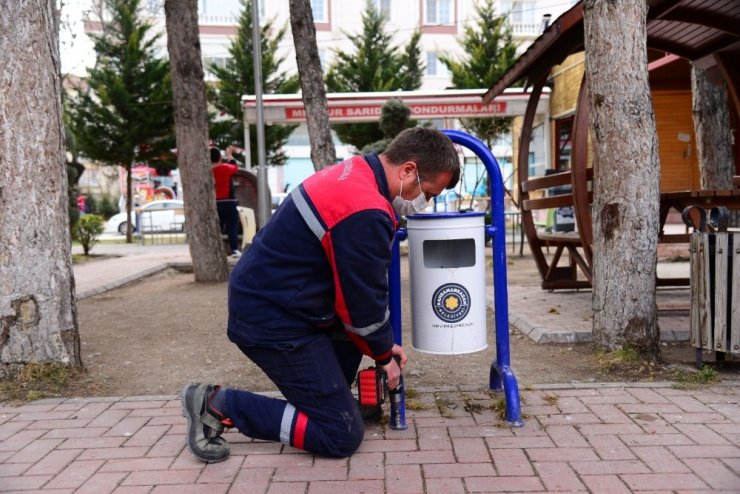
top-left (483, 0), bottom-right (740, 290)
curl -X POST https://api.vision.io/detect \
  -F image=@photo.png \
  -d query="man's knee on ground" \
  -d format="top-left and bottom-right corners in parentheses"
top-left (329, 422), bottom-right (364, 458)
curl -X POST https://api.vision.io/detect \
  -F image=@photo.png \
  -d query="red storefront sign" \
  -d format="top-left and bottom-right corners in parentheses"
top-left (284, 101), bottom-right (507, 121)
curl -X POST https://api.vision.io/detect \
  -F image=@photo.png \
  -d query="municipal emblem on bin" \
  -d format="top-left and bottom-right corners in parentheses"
top-left (432, 283), bottom-right (471, 323)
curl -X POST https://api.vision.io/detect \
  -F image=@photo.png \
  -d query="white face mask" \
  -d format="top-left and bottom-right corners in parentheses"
top-left (392, 171), bottom-right (428, 216)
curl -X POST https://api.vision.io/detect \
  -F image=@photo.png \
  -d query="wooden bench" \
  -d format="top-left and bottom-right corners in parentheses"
top-left (520, 168), bottom-right (594, 290)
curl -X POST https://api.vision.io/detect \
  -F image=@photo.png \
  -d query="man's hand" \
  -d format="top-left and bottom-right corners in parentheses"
top-left (382, 344), bottom-right (407, 390)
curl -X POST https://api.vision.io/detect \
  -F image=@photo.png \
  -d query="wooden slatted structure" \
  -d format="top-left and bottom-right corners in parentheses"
top-left (483, 0), bottom-right (740, 290)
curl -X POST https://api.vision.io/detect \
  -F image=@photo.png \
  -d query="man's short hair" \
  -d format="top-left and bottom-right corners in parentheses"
top-left (382, 127), bottom-right (460, 189)
top-left (210, 147), bottom-right (222, 163)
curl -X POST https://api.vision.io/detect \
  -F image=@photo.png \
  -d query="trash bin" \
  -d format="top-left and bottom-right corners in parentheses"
top-left (406, 211), bottom-right (487, 354)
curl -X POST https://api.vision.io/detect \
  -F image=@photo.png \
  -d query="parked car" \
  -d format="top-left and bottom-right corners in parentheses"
top-left (105, 200), bottom-right (185, 235)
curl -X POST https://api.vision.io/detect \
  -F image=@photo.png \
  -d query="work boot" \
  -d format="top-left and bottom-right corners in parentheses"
top-left (181, 383), bottom-right (233, 463)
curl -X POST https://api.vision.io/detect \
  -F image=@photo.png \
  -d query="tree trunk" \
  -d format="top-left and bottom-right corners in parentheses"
top-left (165, 0), bottom-right (229, 282)
top-left (289, 0), bottom-right (336, 171)
top-left (584, 0), bottom-right (660, 356)
top-left (0, 0), bottom-right (82, 376)
top-left (692, 66), bottom-right (735, 187)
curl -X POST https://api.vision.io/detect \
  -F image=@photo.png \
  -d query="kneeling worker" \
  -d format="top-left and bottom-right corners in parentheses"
top-left (183, 127), bottom-right (460, 461)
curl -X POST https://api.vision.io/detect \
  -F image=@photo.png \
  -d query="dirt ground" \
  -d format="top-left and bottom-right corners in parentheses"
top-left (64, 253), bottom-right (738, 399)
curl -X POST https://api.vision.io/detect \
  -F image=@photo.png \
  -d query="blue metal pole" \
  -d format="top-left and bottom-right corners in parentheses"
top-left (388, 228), bottom-right (407, 430)
top-left (442, 129), bottom-right (523, 427)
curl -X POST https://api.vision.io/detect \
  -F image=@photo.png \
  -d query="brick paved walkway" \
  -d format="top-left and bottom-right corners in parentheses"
top-left (2, 383), bottom-right (738, 493)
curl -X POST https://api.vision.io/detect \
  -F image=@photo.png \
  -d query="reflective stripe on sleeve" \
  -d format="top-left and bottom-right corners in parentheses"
top-left (291, 188), bottom-right (326, 241)
top-left (342, 308), bottom-right (390, 336)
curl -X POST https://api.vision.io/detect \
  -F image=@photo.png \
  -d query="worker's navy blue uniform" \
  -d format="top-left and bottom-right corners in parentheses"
top-left (225, 153), bottom-right (397, 457)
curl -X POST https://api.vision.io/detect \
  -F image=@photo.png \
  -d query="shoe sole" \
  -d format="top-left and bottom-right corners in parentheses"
top-left (181, 383), bottom-right (229, 464)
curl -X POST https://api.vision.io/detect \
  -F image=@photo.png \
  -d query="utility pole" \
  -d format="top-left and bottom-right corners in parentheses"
top-left (251, 0), bottom-right (270, 227)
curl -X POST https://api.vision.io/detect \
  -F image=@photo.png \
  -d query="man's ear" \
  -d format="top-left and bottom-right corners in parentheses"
top-left (400, 161), bottom-right (417, 179)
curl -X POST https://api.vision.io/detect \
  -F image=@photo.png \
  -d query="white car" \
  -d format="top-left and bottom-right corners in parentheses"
top-left (105, 200), bottom-right (185, 235)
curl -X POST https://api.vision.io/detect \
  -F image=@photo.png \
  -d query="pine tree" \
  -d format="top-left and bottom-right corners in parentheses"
top-left (208, 0), bottom-right (299, 168)
top-left (325, 1), bottom-right (423, 150)
top-left (439, 0), bottom-right (517, 146)
top-left (67, 0), bottom-right (174, 242)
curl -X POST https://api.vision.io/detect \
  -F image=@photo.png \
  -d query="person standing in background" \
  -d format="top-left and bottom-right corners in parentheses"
top-left (211, 147), bottom-right (241, 258)
top-left (224, 145), bottom-right (243, 167)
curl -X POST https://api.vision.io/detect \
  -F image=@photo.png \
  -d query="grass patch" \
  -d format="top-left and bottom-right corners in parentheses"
top-left (405, 398), bottom-right (426, 411)
top-left (405, 387), bottom-right (417, 399)
top-left (596, 344), bottom-right (649, 374)
top-left (543, 394), bottom-right (559, 406)
top-left (434, 395), bottom-right (454, 418)
top-left (0, 363), bottom-right (74, 402)
top-left (671, 365), bottom-right (719, 390)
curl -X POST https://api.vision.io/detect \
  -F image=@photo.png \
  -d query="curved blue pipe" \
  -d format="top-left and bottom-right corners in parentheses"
top-left (442, 129), bottom-right (523, 427)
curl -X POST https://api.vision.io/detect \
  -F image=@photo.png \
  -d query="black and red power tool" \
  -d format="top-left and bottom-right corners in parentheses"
top-left (356, 357), bottom-right (406, 430)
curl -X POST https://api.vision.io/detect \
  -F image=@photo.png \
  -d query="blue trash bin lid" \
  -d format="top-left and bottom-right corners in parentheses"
top-left (406, 211), bottom-right (486, 220)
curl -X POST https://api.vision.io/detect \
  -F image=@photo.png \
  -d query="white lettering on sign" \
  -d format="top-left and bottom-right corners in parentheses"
top-left (284, 101), bottom-right (507, 121)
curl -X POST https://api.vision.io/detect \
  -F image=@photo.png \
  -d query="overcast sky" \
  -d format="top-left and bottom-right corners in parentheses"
top-left (59, 0), bottom-right (96, 76)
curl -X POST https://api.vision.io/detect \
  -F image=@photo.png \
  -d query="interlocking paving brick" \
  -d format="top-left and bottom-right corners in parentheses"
top-left (586, 434), bottom-right (635, 460)
top-left (78, 446), bottom-right (150, 461)
top-left (123, 468), bottom-right (201, 486)
top-left (385, 464), bottom-right (423, 493)
top-left (580, 474), bottom-right (632, 493)
top-left (2, 385), bottom-right (738, 493)
top-left (123, 425), bottom-right (170, 448)
top-left (630, 445), bottom-right (691, 473)
top-left (196, 454), bottom-right (244, 484)
top-left (99, 456), bottom-right (174, 472)
top-left (243, 453), bottom-right (314, 467)
top-left (0, 473), bottom-right (54, 490)
top-left (75, 471), bottom-right (127, 494)
top-left (0, 428), bottom-right (46, 452)
top-left (348, 452), bottom-right (384, 480)
top-left (44, 459), bottom-right (104, 489)
top-left (526, 446), bottom-right (599, 462)
top-left (544, 425), bottom-right (589, 448)
top-left (266, 481), bottom-right (309, 494)
top-left (421, 462), bottom-right (495, 478)
top-left (229, 466), bottom-right (274, 494)
top-left (532, 460), bottom-right (585, 491)
top-left (682, 457), bottom-right (740, 490)
top-left (8, 438), bottom-right (64, 463)
top-left (0, 461), bottom-right (32, 476)
top-left (620, 472), bottom-right (709, 490)
top-left (306, 479), bottom-right (383, 494)
top-left (424, 477), bottom-right (466, 493)
top-left (24, 449), bottom-right (82, 476)
top-left (451, 437), bottom-right (490, 463)
top-left (490, 448), bottom-right (534, 476)
top-left (668, 444), bottom-right (740, 459)
top-left (105, 417), bottom-right (150, 439)
top-left (416, 427), bottom-right (451, 451)
top-left (272, 466), bottom-right (347, 482)
top-left (385, 450), bottom-right (455, 465)
top-left (146, 434), bottom-right (185, 457)
top-left (569, 459), bottom-right (651, 475)
top-left (465, 475), bottom-right (543, 492)
top-left (150, 485), bottom-right (229, 494)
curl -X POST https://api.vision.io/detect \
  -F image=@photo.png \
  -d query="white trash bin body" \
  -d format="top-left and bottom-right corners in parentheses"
top-left (407, 212), bottom-right (487, 354)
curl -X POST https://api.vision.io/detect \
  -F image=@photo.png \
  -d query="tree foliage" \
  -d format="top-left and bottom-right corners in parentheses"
top-left (360, 98), bottom-right (414, 155)
top-left (208, 0), bottom-right (299, 167)
top-left (325, 1), bottom-right (423, 150)
top-left (289, 0), bottom-right (336, 171)
top-left (66, 0), bottom-right (174, 241)
top-left (439, 0), bottom-right (517, 146)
